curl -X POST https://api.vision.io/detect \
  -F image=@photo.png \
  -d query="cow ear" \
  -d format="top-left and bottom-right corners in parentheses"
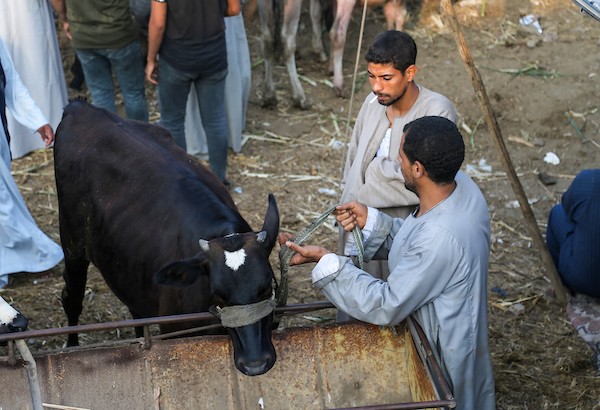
top-left (154, 255), bottom-right (208, 288)
top-left (260, 193), bottom-right (279, 251)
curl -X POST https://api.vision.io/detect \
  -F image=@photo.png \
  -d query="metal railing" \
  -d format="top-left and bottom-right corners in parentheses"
top-left (0, 302), bottom-right (456, 410)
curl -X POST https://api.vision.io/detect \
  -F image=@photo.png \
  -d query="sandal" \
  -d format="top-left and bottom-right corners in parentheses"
top-left (572, 0), bottom-right (600, 23)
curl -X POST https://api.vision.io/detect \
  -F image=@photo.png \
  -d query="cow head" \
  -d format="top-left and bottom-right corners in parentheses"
top-left (155, 194), bottom-right (280, 376)
top-left (0, 297), bottom-right (28, 334)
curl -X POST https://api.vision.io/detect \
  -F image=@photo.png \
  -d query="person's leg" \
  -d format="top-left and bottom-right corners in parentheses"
top-left (157, 59), bottom-right (193, 150)
top-left (75, 49), bottom-right (117, 112)
top-left (195, 69), bottom-right (229, 182)
top-left (69, 53), bottom-right (85, 91)
top-left (109, 41), bottom-right (149, 121)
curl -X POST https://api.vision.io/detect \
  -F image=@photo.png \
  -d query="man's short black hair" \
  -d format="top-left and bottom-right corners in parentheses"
top-left (402, 116), bottom-right (465, 184)
top-left (365, 30), bottom-right (417, 74)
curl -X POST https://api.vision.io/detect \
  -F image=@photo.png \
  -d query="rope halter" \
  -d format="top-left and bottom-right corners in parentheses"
top-left (210, 279), bottom-right (277, 328)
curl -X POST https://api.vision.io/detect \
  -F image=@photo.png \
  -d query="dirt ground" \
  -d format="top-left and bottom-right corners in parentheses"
top-left (2, 0), bottom-right (600, 408)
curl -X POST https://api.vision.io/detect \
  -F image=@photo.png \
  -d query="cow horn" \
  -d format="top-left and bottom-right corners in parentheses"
top-left (198, 239), bottom-right (210, 252)
top-left (256, 231), bottom-right (267, 243)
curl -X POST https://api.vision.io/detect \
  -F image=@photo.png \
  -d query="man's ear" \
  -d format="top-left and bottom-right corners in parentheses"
top-left (405, 64), bottom-right (417, 82)
top-left (413, 160), bottom-right (425, 178)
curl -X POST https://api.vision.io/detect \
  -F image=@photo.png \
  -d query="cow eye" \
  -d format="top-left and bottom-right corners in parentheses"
top-left (258, 285), bottom-right (274, 301)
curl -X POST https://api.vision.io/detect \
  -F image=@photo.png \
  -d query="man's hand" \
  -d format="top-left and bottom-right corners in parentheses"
top-left (37, 124), bottom-right (55, 147)
top-left (334, 201), bottom-right (368, 232)
top-left (145, 60), bottom-right (158, 85)
top-left (62, 21), bottom-right (72, 41)
top-left (278, 232), bottom-right (330, 266)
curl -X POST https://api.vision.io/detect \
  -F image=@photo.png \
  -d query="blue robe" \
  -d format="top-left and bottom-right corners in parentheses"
top-left (0, 39), bottom-right (63, 288)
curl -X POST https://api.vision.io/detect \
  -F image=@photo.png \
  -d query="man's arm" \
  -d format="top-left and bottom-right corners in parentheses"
top-left (146, 1), bottom-right (167, 85)
top-left (318, 226), bottom-right (463, 326)
top-left (50, 0), bottom-right (66, 21)
top-left (0, 41), bottom-right (49, 137)
top-left (225, 0), bottom-right (241, 16)
top-left (50, 0), bottom-right (71, 40)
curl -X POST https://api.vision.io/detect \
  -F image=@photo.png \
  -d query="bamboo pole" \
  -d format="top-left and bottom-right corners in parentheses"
top-left (440, 0), bottom-right (568, 304)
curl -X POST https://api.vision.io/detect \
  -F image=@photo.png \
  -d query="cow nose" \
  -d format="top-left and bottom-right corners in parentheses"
top-left (238, 355), bottom-right (275, 376)
top-left (8, 313), bottom-right (29, 332)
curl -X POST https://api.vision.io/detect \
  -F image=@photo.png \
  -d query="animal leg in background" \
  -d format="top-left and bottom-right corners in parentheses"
top-left (257, 0), bottom-right (279, 108)
top-left (257, 0), bottom-right (408, 104)
top-left (329, 0), bottom-right (356, 97)
top-left (257, 0), bottom-right (307, 109)
top-left (281, 0), bottom-right (310, 109)
top-left (309, 0), bottom-right (329, 62)
top-left (384, 0), bottom-right (408, 30)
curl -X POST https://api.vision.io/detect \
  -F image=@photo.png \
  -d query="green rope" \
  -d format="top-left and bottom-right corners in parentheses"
top-left (277, 206), bottom-right (364, 308)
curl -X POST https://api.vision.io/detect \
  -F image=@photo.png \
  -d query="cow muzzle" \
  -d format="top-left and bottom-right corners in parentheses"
top-left (210, 281), bottom-right (278, 376)
top-left (228, 316), bottom-right (277, 376)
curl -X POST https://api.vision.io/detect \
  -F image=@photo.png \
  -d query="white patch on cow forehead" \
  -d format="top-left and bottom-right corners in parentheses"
top-left (224, 249), bottom-right (246, 271)
top-left (0, 298), bottom-right (19, 324)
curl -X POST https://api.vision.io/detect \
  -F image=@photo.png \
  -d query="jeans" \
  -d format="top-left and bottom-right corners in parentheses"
top-left (158, 59), bottom-right (229, 182)
top-left (76, 40), bottom-right (148, 121)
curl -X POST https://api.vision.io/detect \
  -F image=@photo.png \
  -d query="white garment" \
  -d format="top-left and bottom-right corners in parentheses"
top-left (0, 39), bottom-right (64, 286)
top-left (375, 127), bottom-right (392, 158)
top-left (0, 0), bottom-right (68, 159)
top-left (185, 13), bottom-right (251, 156)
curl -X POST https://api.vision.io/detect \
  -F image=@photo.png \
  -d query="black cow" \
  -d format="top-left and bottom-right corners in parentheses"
top-left (53, 100), bottom-right (279, 376)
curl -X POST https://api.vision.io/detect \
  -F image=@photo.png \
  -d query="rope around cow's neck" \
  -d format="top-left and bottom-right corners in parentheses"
top-left (276, 205), bottom-right (364, 308)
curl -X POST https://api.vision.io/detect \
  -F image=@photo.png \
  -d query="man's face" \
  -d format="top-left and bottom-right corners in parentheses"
top-left (398, 135), bottom-right (417, 194)
top-left (367, 62), bottom-right (411, 107)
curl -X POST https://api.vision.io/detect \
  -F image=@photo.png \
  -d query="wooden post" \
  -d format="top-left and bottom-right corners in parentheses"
top-left (440, 0), bottom-right (569, 304)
